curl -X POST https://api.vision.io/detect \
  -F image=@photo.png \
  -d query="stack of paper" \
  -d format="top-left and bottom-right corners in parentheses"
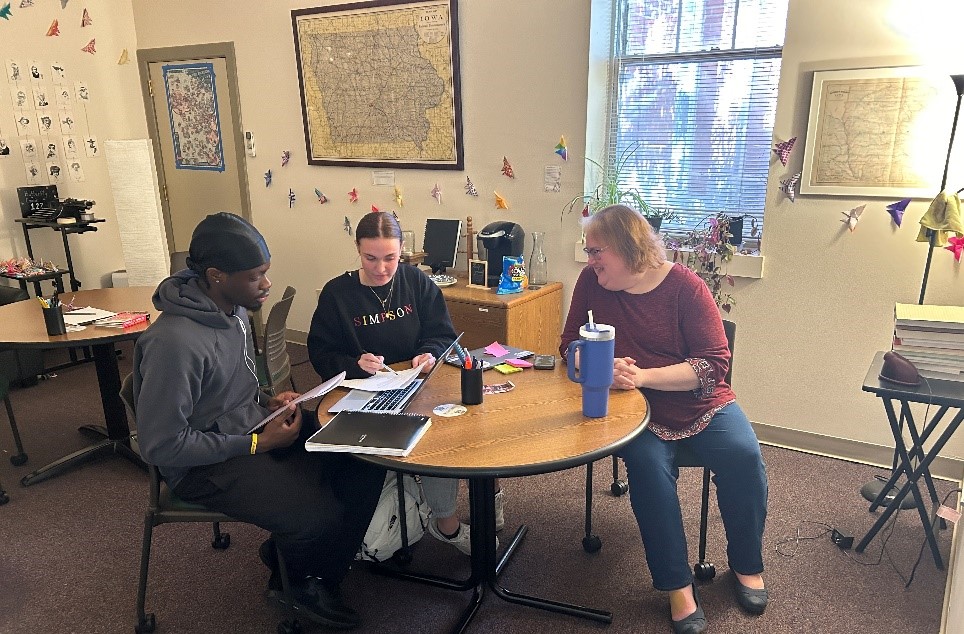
top-left (893, 304), bottom-right (964, 379)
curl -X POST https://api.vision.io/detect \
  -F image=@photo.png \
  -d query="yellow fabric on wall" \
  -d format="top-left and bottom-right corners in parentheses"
top-left (916, 191), bottom-right (964, 246)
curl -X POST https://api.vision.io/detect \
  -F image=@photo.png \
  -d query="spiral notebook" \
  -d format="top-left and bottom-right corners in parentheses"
top-left (305, 410), bottom-right (432, 457)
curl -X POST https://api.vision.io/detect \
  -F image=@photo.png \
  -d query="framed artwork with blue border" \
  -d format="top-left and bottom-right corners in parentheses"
top-left (162, 62), bottom-right (226, 172)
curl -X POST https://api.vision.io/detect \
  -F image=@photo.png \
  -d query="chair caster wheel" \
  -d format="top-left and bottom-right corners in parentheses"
top-left (10, 453), bottom-right (27, 466)
top-left (0, 491), bottom-right (9, 505)
top-left (278, 618), bottom-right (302, 634)
top-left (212, 533), bottom-right (231, 549)
top-left (694, 562), bottom-right (716, 581)
top-left (135, 612), bottom-right (156, 633)
top-left (610, 479), bottom-right (629, 496)
top-left (391, 547), bottom-right (413, 566)
top-left (582, 534), bottom-right (602, 553)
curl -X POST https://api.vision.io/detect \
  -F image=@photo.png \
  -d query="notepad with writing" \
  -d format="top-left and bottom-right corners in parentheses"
top-left (304, 411), bottom-right (432, 457)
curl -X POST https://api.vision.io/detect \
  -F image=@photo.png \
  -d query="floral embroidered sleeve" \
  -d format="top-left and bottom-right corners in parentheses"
top-left (686, 357), bottom-right (716, 398)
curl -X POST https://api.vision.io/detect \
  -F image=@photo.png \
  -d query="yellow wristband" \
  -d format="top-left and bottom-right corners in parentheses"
top-left (250, 433), bottom-right (258, 455)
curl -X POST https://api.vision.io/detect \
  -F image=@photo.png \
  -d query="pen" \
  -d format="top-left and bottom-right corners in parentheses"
top-left (362, 350), bottom-right (399, 375)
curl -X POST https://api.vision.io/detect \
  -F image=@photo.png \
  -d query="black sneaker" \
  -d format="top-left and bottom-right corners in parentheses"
top-left (277, 576), bottom-right (361, 630)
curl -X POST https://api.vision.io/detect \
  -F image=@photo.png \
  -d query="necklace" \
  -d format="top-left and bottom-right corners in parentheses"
top-left (367, 274), bottom-right (395, 311)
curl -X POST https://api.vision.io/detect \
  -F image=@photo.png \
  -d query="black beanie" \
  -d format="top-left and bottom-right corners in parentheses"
top-left (187, 212), bottom-right (270, 274)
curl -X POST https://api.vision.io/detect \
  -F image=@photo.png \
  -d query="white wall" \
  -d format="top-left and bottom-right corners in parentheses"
top-left (0, 0), bottom-right (147, 289)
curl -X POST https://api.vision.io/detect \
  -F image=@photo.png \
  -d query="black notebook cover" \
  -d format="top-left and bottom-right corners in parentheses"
top-left (305, 411), bottom-right (432, 457)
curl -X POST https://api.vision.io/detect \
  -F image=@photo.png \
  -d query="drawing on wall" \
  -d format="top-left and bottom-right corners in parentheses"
top-left (291, 0), bottom-right (463, 169)
top-left (161, 62), bottom-right (225, 172)
top-left (801, 66), bottom-right (958, 197)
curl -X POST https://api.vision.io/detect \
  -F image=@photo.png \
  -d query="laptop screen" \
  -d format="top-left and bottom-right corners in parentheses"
top-left (403, 332), bottom-right (463, 407)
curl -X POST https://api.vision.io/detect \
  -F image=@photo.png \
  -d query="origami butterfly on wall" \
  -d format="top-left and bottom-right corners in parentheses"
top-left (431, 183), bottom-right (441, 204)
top-left (47, 19), bottom-right (59, 36)
top-left (394, 185), bottom-right (403, 207)
top-left (81, 39), bottom-right (96, 54)
top-left (501, 157), bottom-right (514, 179)
top-left (945, 236), bottom-right (964, 262)
top-left (264, 170), bottom-right (272, 187)
top-left (81, 8), bottom-right (91, 26)
top-left (840, 204), bottom-right (865, 232)
top-left (780, 172), bottom-right (801, 202)
top-left (348, 188), bottom-right (359, 203)
top-left (772, 137), bottom-right (796, 166)
top-left (0, 3), bottom-right (12, 19)
top-left (465, 176), bottom-right (479, 197)
top-left (555, 136), bottom-right (568, 161)
top-left (288, 189), bottom-right (295, 208)
top-left (343, 217), bottom-right (352, 236)
top-left (495, 192), bottom-right (509, 209)
top-left (886, 199), bottom-right (910, 227)
top-left (281, 151), bottom-right (290, 167)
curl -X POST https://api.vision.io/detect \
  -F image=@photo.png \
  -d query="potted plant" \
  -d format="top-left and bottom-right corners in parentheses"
top-left (664, 214), bottom-right (737, 313)
top-left (563, 142), bottom-right (678, 231)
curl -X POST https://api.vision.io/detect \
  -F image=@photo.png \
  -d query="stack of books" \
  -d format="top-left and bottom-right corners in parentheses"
top-left (893, 303), bottom-right (964, 380)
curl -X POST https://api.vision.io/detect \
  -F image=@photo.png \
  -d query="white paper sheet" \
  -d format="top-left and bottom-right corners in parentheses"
top-left (247, 371), bottom-right (347, 434)
top-left (339, 361), bottom-right (428, 392)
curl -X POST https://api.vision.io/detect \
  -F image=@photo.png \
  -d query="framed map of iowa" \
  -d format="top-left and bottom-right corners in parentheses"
top-left (292, 0), bottom-right (464, 170)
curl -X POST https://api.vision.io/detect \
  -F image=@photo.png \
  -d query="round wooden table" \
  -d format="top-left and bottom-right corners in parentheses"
top-left (318, 362), bottom-right (648, 633)
top-left (0, 286), bottom-right (159, 486)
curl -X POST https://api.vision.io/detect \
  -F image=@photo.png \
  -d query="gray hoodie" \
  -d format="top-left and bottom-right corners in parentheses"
top-left (133, 271), bottom-right (268, 489)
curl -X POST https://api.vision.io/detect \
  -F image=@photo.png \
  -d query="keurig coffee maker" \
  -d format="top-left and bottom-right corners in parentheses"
top-left (477, 221), bottom-right (525, 287)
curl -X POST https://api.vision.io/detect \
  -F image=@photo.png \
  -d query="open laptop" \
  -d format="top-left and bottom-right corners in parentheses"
top-left (327, 334), bottom-right (463, 414)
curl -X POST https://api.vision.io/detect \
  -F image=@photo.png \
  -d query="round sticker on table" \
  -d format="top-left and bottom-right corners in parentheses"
top-left (433, 403), bottom-right (467, 417)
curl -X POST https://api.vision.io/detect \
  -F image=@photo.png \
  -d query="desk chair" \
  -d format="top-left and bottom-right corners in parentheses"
top-left (121, 375), bottom-right (300, 634)
top-left (0, 475), bottom-right (7, 505)
top-left (1, 377), bottom-right (27, 466)
top-left (169, 250), bottom-right (189, 275)
top-left (255, 286), bottom-right (297, 396)
top-left (582, 319), bottom-right (736, 584)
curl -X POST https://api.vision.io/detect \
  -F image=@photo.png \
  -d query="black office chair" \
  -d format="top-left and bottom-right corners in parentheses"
top-left (0, 475), bottom-right (8, 505)
top-left (121, 375), bottom-right (300, 634)
top-left (0, 377), bottom-right (27, 467)
top-left (582, 319), bottom-right (736, 584)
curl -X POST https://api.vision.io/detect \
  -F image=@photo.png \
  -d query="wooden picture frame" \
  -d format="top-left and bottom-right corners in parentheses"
top-left (291, 0), bottom-right (464, 170)
top-left (467, 259), bottom-right (488, 288)
top-left (800, 66), bottom-right (956, 197)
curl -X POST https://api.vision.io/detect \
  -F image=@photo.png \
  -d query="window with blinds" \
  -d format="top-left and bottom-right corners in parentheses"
top-left (606, 0), bottom-right (790, 239)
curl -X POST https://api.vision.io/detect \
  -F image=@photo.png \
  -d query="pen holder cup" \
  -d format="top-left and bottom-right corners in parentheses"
top-left (42, 304), bottom-right (66, 336)
top-left (460, 366), bottom-right (484, 405)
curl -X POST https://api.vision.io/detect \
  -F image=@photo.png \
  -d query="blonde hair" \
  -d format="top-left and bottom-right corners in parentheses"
top-left (582, 204), bottom-right (666, 273)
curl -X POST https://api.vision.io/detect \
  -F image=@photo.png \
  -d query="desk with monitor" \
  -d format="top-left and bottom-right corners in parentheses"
top-left (318, 362), bottom-right (648, 633)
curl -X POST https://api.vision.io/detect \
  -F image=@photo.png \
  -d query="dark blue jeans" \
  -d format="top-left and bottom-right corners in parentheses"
top-left (619, 402), bottom-right (767, 591)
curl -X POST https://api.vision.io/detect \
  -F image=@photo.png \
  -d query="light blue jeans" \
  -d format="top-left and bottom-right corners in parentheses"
top-left (619, 402), bottom-right (768, 591)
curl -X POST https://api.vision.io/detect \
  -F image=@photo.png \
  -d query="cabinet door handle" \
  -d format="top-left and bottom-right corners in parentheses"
top-left (477, 307), bottom-right (489, 313)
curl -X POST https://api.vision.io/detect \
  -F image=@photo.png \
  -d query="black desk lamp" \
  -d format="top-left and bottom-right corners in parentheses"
top-left (860, 73), bottom-right (964, 508)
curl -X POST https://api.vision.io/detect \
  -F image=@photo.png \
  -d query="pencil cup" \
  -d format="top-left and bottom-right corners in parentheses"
top-left (42, 304), bottom-right (66, 336)
top-left (460, 366), bottom-right (483, 405)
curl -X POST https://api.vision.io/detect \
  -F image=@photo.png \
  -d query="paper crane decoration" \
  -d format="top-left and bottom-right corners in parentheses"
top-left (288, 189), bottom-right (296, 208)
top-left (263, 170), bottom-right (272, 187)
top-left (46, 19), bottom-right (59, 36)
top-left (348, 188), bottom-right (359, 203)
top-left (555, 136), bottom-right (568, 161)
top-left (81, 8), bottom-right (91, 27)
top-left (945, 236), bottom-right (964, 262)
top-left (886, 199), bottom-right (911, 227)
top-left (281, 150), bottom-right (290, 167)
top-left (779, 172), bottom-right (801, 202)
top-left (772, 137), bottom-right (796, 166)
top-left (431, 183), bottom-right (441, 204)
top-left (465, 176), bottom-right (479, 197)
top-left (394, 185), bottom-right (403, 207)
top-left (0, 3), bottom-right (12, 19)
top-left (371, 204), bottom-right (380, 213)
top-left (840, 204), bottom-right (865, 232)
top-left (501, 157), bottom-right (515, 179)
top-left (495, 191), bottom-right (509, 209)
top-left (343, 217), bottom-right (352, 235)
top-left (20, 0), bottom-right (33, 7)
top-left (60, 0), bottom-right (68, 8)
top-left (314, 188), bottom-right (328, 204)
top-left (117, 49), bottom-right (130, 65)
top-left (81, 39), bottom-right (96, 54)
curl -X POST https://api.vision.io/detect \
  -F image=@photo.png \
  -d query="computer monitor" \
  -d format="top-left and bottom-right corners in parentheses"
top-left (423, 218), bottom-right (462, 274)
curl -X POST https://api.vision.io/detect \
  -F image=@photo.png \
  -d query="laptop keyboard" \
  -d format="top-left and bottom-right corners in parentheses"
top-left (361, 380), bottom-right (420, 412)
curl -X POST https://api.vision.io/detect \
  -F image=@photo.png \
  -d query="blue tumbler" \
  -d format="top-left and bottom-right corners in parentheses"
top-left (567, 323), bottom-right (615, 417)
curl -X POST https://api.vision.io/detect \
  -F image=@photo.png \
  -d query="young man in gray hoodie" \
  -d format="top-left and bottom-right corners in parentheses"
top-left (133, 212), bottom-right (384, 630)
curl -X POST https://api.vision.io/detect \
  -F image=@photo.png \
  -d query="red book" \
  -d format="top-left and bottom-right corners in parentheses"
top-left (95, 312), bottom-right (149, 328)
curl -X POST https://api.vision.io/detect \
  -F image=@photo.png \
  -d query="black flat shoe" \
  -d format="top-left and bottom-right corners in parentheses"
top-left (731, 572), bottom-right (768, 615)
top-left (671, 584), bottom-right (707, 634)
top-left (276, 576), bottom-right (361, 630)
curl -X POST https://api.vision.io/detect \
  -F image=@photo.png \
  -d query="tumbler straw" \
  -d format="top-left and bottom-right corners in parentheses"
top-left (588, 309), bottom-right (595, 331)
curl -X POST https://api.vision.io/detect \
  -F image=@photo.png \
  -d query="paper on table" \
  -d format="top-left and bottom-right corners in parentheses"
top-left (339, 361), bottom-right (427, 392)
top-left (247, 371), bottom-right (346, 434)
top-left (483, 341), bottom-right (510, 357)
top-left (63, 306), bottom-right (116, 326)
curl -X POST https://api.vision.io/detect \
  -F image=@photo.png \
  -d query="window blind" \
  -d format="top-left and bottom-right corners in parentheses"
top-left (606, 0), bottom-right (790, 237)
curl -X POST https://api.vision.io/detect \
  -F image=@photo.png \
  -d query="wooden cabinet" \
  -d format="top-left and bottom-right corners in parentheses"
top-left (441, 282), bottom-right (563, 355)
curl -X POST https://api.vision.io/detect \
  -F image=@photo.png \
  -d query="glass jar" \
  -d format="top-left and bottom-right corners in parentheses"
top-left (528, 231), bottom-right (548, 286)
top-left (401, 230), bottom-right (415, 255)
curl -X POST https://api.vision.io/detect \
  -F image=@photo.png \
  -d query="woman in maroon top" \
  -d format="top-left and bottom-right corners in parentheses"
top-left (560, 205), bottom-right (768, 634)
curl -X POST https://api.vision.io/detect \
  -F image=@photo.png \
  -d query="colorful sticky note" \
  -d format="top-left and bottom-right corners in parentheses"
top-left (484, 342), bottom-right (510, 357)
top-left (504, 358), bottom-right (533, 368)
top-left (493, 363), bottom-right (522, 375)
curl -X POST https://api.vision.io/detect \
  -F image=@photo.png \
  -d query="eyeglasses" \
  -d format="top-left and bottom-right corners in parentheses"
top-left (582, 246), bottom-right (609, 258)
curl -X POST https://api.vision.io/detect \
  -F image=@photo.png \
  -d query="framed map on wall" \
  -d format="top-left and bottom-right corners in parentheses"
top-left (291, 0), bottom-right (464, 170)
top-left (801, 66), bottom-right (957, 197)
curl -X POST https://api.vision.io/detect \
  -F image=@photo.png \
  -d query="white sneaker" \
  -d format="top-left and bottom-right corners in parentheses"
top-left (427, 518), bottom-right (473, 555)
top-left (494, 489), bottom-right (506, 532)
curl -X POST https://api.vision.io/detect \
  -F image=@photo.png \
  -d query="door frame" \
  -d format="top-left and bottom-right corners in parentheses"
top-left (136, 41), bottom-right (252, 252)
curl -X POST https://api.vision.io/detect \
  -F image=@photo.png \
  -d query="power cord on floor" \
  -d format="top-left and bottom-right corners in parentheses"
top-left (904, 488), bottom-right (962, 588)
